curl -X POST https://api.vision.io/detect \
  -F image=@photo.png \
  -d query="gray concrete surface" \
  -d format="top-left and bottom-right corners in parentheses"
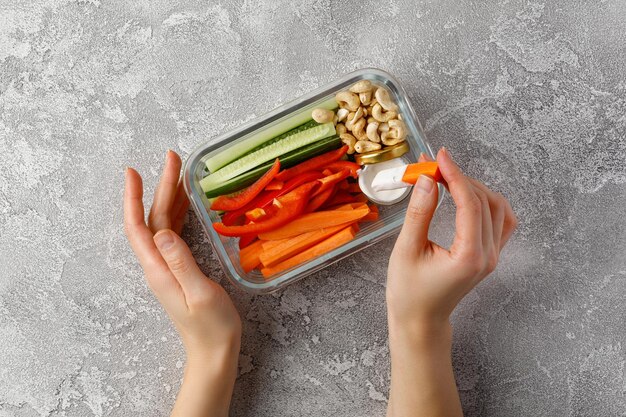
top-left (1, 0), bottom-right (625, 416)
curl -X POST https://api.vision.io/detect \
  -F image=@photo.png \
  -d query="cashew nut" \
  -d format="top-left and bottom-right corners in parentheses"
top-left (378, 122), bottom-right (389, 133)
top-left (340, 133), bottom-right (357, 154)
top-left (371, 103), bottom-right (397, 122)
top-left (355, 140), bottom-right (381, 153)
top-left (351, 107), bottom-right (364, 124)
top-left (367, 116), bottom-right (376, 124)
top-left (336, 123), bottom-right (347, 135)
top-left (349, 80), bottom-right (373, 94)
top-left (359, 90), bottom-right (373, 106)
top-left (345, 112), bottom-right (356, 130)
top-left (336, 108), bottom-right (349, 122)
top-left (336, 91), bottom-right (360, 111)
top-left (388, 119), bottom-right (407, 141)
top-left (352, 118), bottom-right (367, 141)
top-left (312, 108), bottom-right (335, 123)
top-left (374, 87), bottom-right (398, 112)
top-left (368, 98), bottom-right (378, 108)
top-left (381, 131), bottom-right (403, 146)
top-left (366, 122), bottom-right (380, 143)
top-left (346, 107), bottom-right (365, 131)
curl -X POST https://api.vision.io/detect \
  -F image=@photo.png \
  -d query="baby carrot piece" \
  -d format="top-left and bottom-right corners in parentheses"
top-left (239, 239), bottom-right (265, 273)
top-left (259, 223), bottom-right (354, 267)
top-left (261, 226), bottom-right (356, 278)
top-left (401, 161), bottom-right (443, 184)
top-left (361, 205), bottom-right (379, 222)
top-left (258, 206), bottom-right (369, 240)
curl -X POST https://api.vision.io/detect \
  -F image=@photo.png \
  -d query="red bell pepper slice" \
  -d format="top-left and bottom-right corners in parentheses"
top-left (325, 160), bottom-right (361, 178)
top-left (274, 146), bottom-right (348, 181)
top-left (245, 207), bottom-right (266, 222)
top-left (210, 159), bottom-right (281, 211)
top-left (213, 182), bottom-right (318, 237)
top-left (321, 190), bottom-right (360, 209)
top-left (239, 234), bottom-right (257, 249)
top-left (221, 171), bottom-right (324, 226)
top-left (305, 184), bottom-right (337, 213)
top-left (265, 180), bottom-right (284, 191)
top-left (346, 182), bottom-right (361, 193)
top-left (312, 169), bottom-right (350, 197)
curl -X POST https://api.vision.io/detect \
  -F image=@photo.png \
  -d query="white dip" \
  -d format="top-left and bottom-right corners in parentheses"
top-left (358, 157), bottom-right (411, 205)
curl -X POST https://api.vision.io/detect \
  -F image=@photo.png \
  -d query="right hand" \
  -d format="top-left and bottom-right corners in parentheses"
top-left (123, 151), bottom-right (241, 363)
top-left (387, 148), bottom-right (517, 333)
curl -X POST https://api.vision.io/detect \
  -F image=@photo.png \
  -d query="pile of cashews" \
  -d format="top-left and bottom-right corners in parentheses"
top-left (311, 80), bottom-right (407, 155)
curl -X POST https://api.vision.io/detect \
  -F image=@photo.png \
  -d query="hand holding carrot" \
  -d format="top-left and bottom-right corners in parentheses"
top-left (385, 148), bottom-right (517, 417)
top-left (124, 151), bottom-right (240, 417)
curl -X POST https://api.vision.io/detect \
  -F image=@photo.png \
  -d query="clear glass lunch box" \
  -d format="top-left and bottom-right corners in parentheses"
top-left (183, 68), bottom-right (443, 294)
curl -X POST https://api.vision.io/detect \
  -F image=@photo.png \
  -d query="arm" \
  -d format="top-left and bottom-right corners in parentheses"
top-left (386, 148), bottom-right (517, 416)
top-left (124, 151), bottom-right (241, 417)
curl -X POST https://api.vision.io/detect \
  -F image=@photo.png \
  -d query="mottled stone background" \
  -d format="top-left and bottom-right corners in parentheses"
top-left (1, 0), bottom-right (625, 416)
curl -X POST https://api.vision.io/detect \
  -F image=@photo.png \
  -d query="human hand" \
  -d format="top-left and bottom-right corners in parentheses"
top-left (123, 151), bottom-right (241, 364)
top-left (387, 148), bottom-right (517, 334)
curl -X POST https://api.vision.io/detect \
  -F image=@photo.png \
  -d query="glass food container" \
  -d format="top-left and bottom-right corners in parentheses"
top-left (183, 68), bottom-right (443, 294)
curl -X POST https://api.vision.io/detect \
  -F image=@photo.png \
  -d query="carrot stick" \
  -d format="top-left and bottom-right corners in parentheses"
top-left (305, 185), bottom-right (336, 213)
top-left (358, 204), bottom-right (379, 222)
top-left (258, 207), bottom-right (370, 240)
top-left (334, 203), bottom-right (355, 211)
top-left (261, 226), bottom-right (356, 278)
top-left (259, 223), bottom-right (355, 267)
top-left (401, 162), bottom-right (443, 184)
top-left (239, 239), bottom-right (265, 273)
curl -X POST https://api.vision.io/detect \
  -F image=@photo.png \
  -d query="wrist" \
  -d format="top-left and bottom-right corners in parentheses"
top-left (185, 339), bottom-right (240, 378)
top-left (388, 315), bottom-right (452, 349)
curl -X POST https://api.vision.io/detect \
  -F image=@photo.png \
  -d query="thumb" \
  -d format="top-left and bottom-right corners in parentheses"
top-left (153, 229), bottom-right (206, 295)
top-left (397, 174), bottom-right (439, 251)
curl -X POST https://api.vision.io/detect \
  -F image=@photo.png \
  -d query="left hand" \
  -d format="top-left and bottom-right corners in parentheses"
top-left (123, 151), bottom-right (241, 363)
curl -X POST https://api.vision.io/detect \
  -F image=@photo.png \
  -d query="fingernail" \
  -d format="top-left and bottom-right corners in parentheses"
top-left (416, 175), bottom-right (434, 194)
top-left (154, 231), bottom-right (175, 251)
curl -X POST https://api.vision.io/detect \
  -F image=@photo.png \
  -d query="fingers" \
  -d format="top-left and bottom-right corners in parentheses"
top-left (171, 181), bottom-right (190, 235)
top-left (124, 168), bottom-right (180, 294)
top-left (124, 168), bottom-right (147, 230)
top-left (418, 152), bottom-right (432, 163)
top-left (397, 174), bottom-right (439, 252)
top-left (500, 197), bottom-right (518, 249)
top-left (467, 179), bottom-right (505, 251)
top-left (149, 151), bottom-right (182, 233)
top-left (153, 229), bottom-right (208, 299)
top-left (436, 148), bottom-right (483, 259)
top-left (471, 183), bottom-right (496, 275)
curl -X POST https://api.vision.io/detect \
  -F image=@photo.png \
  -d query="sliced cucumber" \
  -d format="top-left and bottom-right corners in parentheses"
top-left (241, 119), bottom-right (319, 157)
top-left (200, 122), bottom-right (336, 193)
top-left (203, 135), bottom-right (341, 198)
top-left (204, 97), bottom-right (337, 173)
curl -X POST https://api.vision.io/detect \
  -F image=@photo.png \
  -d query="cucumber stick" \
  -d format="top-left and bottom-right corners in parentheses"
top-left (240, 119), bottom-right (319, 158)
top-left (200, 122), bottom-right (336, 193)
top-left (203, 135), bottom-right (341, 198)
top-left (205, 97), bottom-right (337, 173)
